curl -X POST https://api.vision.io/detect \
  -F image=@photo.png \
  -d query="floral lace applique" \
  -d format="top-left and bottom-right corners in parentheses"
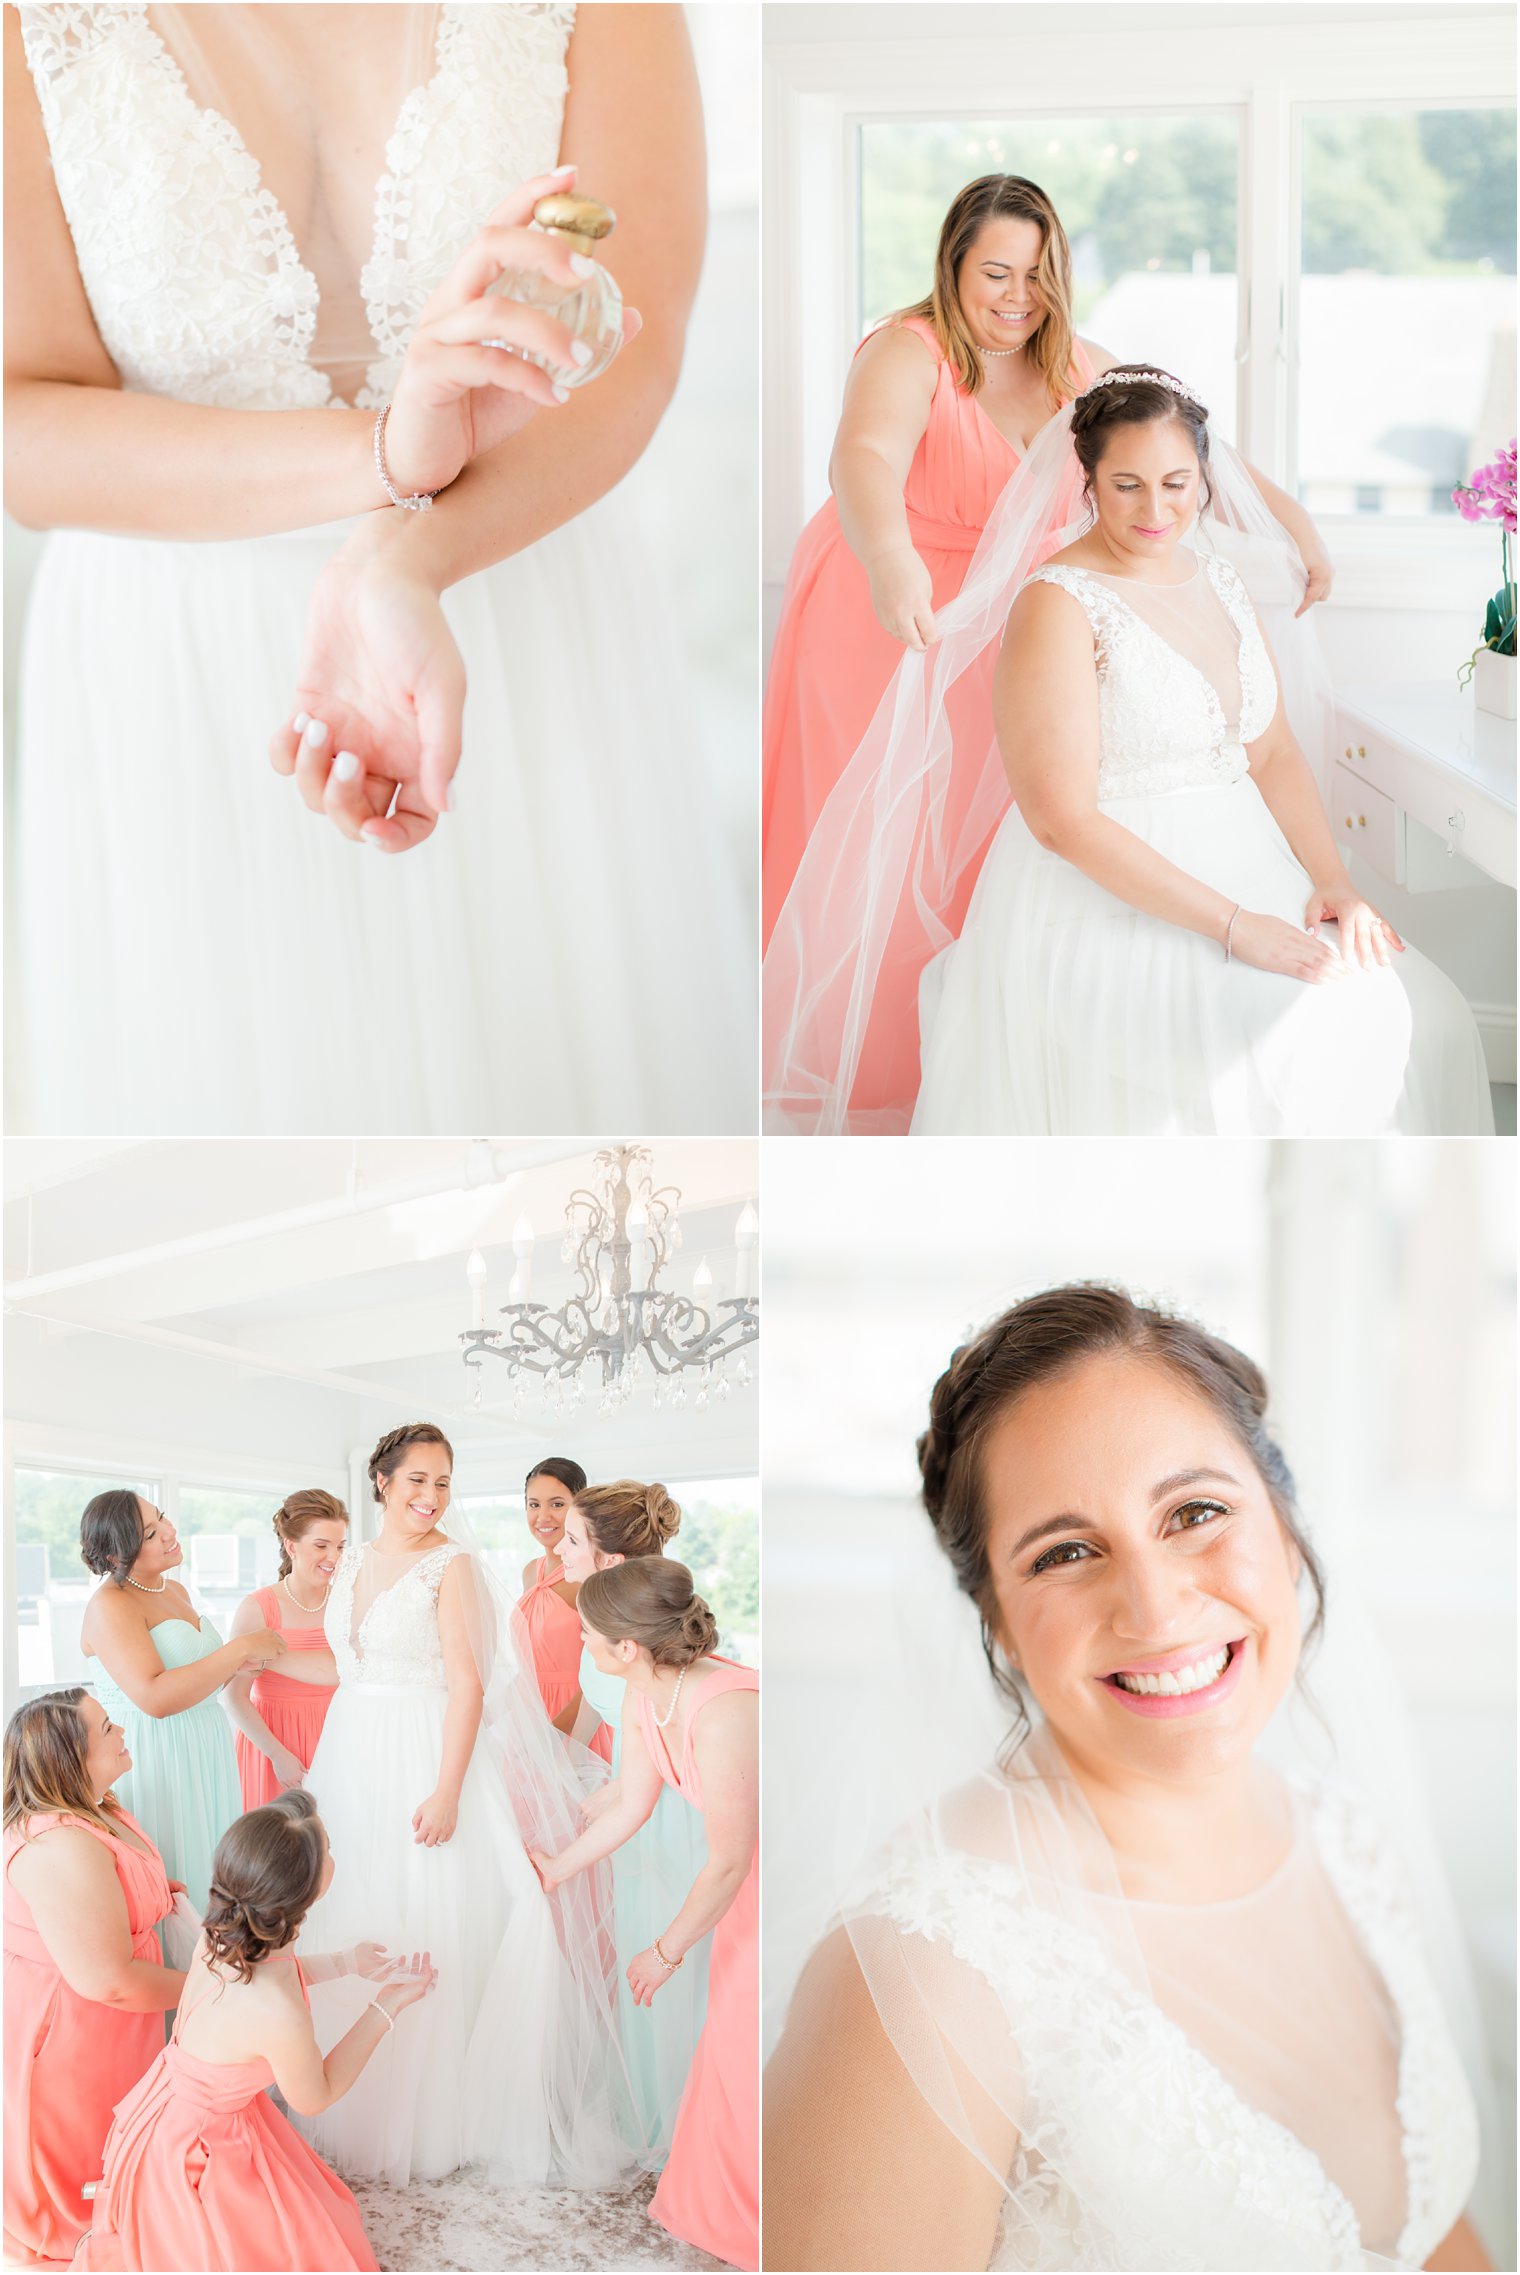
top-left (326, 1541), bottom-right (463, 1689)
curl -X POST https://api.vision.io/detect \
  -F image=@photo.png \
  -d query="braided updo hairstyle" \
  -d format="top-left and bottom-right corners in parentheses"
top-left (918, 1284), bottom-right (1324, 1728)
top-left (1071, 366), bottom-right (1214, 511)
top-left (573, 1480), bottom-right (682, 1561)
top-left (368, 1423), bottom-right (453, 1506)
top-left (79, 1489), bottom-right (148, 1588)
top-left (578, 1559), bottom-right (718, 1667)
top-left (203, 1790), bottom-right (326, 1984)
top-left (272, 1489), bottom-right (348, 1580)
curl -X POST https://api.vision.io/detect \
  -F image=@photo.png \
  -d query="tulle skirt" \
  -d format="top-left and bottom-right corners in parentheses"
top-left (11, 495), bottom-right (753, 1135)
top-left (913, 777), bottom-right (1495, 1136)
top-left (296, 1682), bottom-right (630, 2187)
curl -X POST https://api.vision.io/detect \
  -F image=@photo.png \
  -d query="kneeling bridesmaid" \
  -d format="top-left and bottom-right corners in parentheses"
top-left (79, 1790), bottom-right (435, 2273)
top-left (4, 1690), bottom-right (185, 2267)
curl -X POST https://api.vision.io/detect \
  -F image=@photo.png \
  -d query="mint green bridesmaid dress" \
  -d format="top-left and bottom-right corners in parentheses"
top-left (580, 1644), bottom-right (710, 2163)
top-left (91, 1619), bottom-right (243, 1913)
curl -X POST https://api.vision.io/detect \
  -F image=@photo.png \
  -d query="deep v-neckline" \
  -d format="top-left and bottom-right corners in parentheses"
top-left (132, 1), bottom-right (449, 406)
top-left (348, 1540), bottom-right (449, 1662)
top-left (1067, 557), bottom-right (1245, 748)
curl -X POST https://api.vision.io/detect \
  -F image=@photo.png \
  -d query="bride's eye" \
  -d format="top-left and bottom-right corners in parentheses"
top-left (1029, 1539), bottom-right (1095, 1574)
top-left (1170, 1498), bottom-right (1228, 1534)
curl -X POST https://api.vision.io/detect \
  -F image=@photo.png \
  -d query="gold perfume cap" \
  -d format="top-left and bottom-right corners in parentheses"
top-left (532, 193), bottom-right (616, 257)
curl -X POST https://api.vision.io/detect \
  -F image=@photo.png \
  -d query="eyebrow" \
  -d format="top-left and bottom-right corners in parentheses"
top-left (1008, 1469), bottom-right (1241, 1561)
top-left (1110, 468), bottom-right (1195, 480)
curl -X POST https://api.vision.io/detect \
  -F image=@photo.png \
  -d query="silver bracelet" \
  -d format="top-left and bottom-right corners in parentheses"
top-left (1223, 904), bottom-right (1241, 962)
top-left (372, 405), bottom-right (436, 513)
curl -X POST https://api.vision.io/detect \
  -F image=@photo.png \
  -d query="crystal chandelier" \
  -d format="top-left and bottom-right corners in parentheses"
top-left (460, 1145), bottom-right (758, 1417)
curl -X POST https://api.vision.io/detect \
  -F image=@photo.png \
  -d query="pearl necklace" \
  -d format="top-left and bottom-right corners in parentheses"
top-left (982, 342), bottom-right (1024, 356)
top-left (282, 1574), bottom-right (331, 1616)
top-left (125, 1574), bottom-right (168, 1594)
top-left (651, 1664), bottom-right (687, 1729)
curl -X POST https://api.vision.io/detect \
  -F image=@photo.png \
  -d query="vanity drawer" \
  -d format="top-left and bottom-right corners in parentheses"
top-left (1330, 762), bottom-right (1404, 885)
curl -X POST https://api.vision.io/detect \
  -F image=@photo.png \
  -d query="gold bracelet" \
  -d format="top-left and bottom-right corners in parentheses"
top-left (653, 1935), bottom-right (683, 1973)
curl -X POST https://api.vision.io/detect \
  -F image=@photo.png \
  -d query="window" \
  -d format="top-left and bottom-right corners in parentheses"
top-left (1296, 107), bottom-right (1516, 517)
top-left (177, 1483), bottom-right (284, 1645)
top-left (859, 114), bottom-right (1242, 440)
top-left (673, 1476), bottom-right (760, 1665)
top-left (13, 1465), bottom-right (159, 1697)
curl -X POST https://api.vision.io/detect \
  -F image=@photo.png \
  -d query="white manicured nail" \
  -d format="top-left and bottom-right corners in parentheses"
top-left (292, 712), bottom-right (309, 733)
top-left (333, 751), bottom-right (360, 783)
top-left (569, 338), bottom-right (593, 366)
top-left (304, 718), bottom-right (328, 748)
top-left (569, 253), bottom-right (596, 279)
top-left (551, 382), bottom-right (569, 403)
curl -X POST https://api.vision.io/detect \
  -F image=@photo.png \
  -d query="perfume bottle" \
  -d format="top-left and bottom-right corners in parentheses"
top-left (486, 193), bottom-right (624, 388)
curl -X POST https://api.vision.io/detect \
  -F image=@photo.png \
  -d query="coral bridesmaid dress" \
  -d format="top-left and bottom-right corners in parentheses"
top-left (78, 1958), bottom-right (377, 2273)
top-left (519, 1560), bottom-right (613, 1761)
top-left (638, 1661), bottom-right (759, 2271)
top-left (234, 1585), bottom-right (338, 1810)
top-left (763, 321), bottom-right (1092, 1115)
top-left (4, 1812), bottom-right (170, 2268)
top-left (90, 1619), bottom-right (243, 1912)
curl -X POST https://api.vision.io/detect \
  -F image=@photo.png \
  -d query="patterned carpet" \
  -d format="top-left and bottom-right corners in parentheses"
top-left (352, 2170), bottom-right (724, 2272)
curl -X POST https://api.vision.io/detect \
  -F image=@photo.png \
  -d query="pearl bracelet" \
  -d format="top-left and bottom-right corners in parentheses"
top-left (373, 405), bottom-right (437, 513)
top-left (367, 1998), bottom-right (394, 2035)
top-left (654, 1936), bottom-right (683, 1973)
top-left (1223, 904), bottom-right (1241, 962)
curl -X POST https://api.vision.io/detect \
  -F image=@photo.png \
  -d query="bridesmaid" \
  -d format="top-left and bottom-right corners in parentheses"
top-left (516, 1457), bottom-right (589, 1731)
top-left (4, 1689), bottom-right (184, 2267)
top-left (533, 1562), bottom-right (758, 2269)
top-left (559, 1482), bottom-right (710, 2159)
top-left (223, 1492), bottom-right (347, 1809)
top-left (79, 1789), bottom-right (435, 2273)
top-left (78, 1489), bottom-right (285, 1910)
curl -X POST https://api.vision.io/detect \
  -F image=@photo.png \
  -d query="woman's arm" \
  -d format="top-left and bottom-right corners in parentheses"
top-left (85, 1588), bottom-right (282, 1718)
top-left (624, 1687), bottom-right (755, 2003)
top-left (533, 1701), bottom-right (663, 1881)
top-left (411, 1559), bottom-right (484, 1846)
top-left (6, 1831), bottom-right (184, 2011)
top-left (828, 327), bottom-right (941, 649)
top-left (263, 1962), bottom-right (436, 2114)
top-left (220, 1594), bottom-right (307, 1782)
top-left (1425, 2215), bottom-right (1492, 2271)
top-left (764, 1927), bottom-right (1010, 2272)
top-left (996, 582), bottom-right (1347, 986)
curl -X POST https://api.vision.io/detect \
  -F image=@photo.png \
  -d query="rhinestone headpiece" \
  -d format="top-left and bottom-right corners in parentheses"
top-left (1087, 367), bottom-right (1201, 408)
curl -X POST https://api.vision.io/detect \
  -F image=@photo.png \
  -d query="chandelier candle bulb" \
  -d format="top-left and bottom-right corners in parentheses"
top-left (466, 1247), bottom-right (488, 1331)
top-left (512, 1215), bottom-right (535, 1303)
top-left (693, 1256), bottom-right (714, 1303)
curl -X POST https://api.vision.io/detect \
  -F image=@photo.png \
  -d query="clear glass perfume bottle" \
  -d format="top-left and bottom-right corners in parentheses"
top-left (486, 193), bottom-right (623, 388)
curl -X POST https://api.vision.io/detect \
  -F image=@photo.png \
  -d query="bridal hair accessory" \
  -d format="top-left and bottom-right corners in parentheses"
top-left (654, 1936), bottom-right (684, 1973)
top-left (1087, 367), bottom-right (1201, 407)
top-left (372, 405), bottom-right (438, 513)
top-left (1224, 904), bottom-right (1242, 961)
top-left (125, 1574), bottom-right (169, 1594)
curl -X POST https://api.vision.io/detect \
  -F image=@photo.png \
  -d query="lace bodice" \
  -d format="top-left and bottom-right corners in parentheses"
top-left (17, 2), bottom-right (575, 410)
top-left (1025, 555), bottom-right (1277, 802)
top-left (326, 1541), bottom-right (462, 1688)
top-left (865, 1779), bottom-right (1478, 2271)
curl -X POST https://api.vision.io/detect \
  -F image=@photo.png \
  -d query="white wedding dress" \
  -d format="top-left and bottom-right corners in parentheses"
top-left (912, 555), bottom-right (1494, 1135)
top-left (11, 1), bottom-right (753, 1134)
top-left (297, 1540), bottom-right (630, 2185)
top-left (848, 1764), bottom-right (1480, 2270)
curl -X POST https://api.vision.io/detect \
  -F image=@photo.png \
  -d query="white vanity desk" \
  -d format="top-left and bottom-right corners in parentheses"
top-left (1331, 685), bottom-right (1517, 891)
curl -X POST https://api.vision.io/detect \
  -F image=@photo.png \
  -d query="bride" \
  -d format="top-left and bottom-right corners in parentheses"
top-left (764, 1285), bottom-right (1492, 2272)
top-left (5, 2), bottom-right (751, 1135)
top-left (297, 1421), bottom-right (632, 2185)
top-left (910, 370), bottom-right (1493, 1134)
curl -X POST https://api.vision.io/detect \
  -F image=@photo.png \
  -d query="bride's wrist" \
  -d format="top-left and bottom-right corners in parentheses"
top-left (335, 508), bottom-right (449, 596)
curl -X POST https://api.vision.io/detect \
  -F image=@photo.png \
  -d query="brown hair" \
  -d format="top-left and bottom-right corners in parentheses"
top-left (525, 1457), bottom-right (588, 1499)
top-left (79, 1488), bottom-right (147, 1587)
top-left (272, 1490), bottom-right (348, 1582)
top-left (918, 1284), bottom-right (1324, 1723)
top-left (578, 1559), bottom-right (718, 1668)
top-left (898, 174), bottom-right (1076, 407)
top-left (368, 1424), bottom-right (453, 1506)
top-left (203, 1790), bottom-right (326, 1985)
top-left (3, 1689), bottom-right (125, 1842)
top-left (1071, 366), bottom-right (1215, 511)
top-left (573, 1480), bottom-right (681, 1561)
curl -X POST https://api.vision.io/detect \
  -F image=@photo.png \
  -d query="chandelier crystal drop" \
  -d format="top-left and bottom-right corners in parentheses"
top-left (459, 1146), bottom-right (758, 1414)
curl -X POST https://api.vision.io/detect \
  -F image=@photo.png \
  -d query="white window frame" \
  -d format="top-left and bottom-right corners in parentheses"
top-left (764, 6), bottom-right (1514, 611)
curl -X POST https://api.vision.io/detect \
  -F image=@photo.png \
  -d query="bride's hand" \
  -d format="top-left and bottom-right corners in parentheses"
top-left (1227, 910), bottom-right (1351, 986)
top-left (411, 1790), bottom-right (459, 1847)
top-left (1302, 886), bottom-right (1404, 970)
top-left (866, 543), bottom-right (937, 650)
top-left (269, 524), bottom-right (464, 849)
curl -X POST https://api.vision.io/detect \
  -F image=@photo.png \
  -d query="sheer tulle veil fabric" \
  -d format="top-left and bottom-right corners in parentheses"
top-left (770, 1529), bottom-right (1501, 2270)
top-left (761, 406), bottom-right (1337, 1135)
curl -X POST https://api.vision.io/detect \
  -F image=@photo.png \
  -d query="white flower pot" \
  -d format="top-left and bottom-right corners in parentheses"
top-left (1473, 647), bottom-right (1516, 719)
